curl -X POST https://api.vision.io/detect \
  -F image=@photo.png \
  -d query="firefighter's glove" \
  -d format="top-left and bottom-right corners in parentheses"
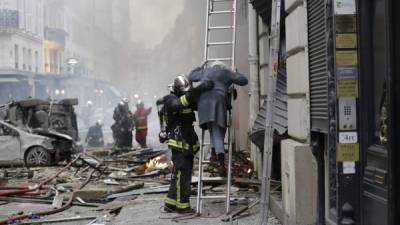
top-left (159, 131), bottom-right (168, 143)
top-left (189, 80), bottom-right (214, 101)
top-left (233, 88), bottom-right (238, 100)
top-left (156, 97), bottom-right (165, 106)
top-left (197, 80), bottom-right (214, 91)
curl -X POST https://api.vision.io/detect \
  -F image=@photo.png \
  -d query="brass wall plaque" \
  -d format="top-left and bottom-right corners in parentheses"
top-left (336, 33), bottom-right (358, 49)
top-left (335, 15), bottom-right (357, 33)
top-left (337, 79), bottom-right (358, 97)
top-left (336, 50), bottom-right (358, 66)
top-left (337, 143), bottom-right (359, 162)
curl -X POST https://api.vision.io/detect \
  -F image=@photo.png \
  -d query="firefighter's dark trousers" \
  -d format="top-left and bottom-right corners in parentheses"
top-left (165, 149), bottom-right (193, 210)
top-left (115, 131), bottom-right (132, 149)
top-left (135, 129), bottom-right (147, 148)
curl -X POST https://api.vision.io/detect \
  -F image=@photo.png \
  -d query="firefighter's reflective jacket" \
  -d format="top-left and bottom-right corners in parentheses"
top-left (157, 93), bottom-right (199, 154)
top-left (133, 107), bottom-right (152, 130)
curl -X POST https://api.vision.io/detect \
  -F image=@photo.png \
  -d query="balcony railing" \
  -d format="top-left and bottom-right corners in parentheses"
top-left (0, 9), bottom-right (19, 29)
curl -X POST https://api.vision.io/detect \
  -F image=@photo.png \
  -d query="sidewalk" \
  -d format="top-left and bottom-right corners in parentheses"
top-left (112, 194), bottom-right (281, 225)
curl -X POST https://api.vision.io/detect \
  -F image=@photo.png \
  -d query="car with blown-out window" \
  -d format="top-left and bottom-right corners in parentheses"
top-left (0, 120), bottom-right (77, 166)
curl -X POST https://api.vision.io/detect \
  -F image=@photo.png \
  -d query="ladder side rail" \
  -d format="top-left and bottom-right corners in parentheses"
top-left (230, 0), bottom-right (237, 69)
top-left (225, 0), bottom-right (237, 214)
top-left (196, 129), bottom-right (206, 214)
top-left (204, 0), bottom-right (211, 62)
top-left (259, 0), bottom-right (282, 225)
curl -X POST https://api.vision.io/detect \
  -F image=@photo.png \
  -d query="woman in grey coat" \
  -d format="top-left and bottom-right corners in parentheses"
top-left (188, 61), bottom-right (248, 176)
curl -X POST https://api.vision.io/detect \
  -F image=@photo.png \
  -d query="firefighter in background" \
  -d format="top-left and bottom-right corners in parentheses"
top-left (86, 120), bottom-right (104, 147)
top-left (133, 100), bottom-right (152, 148)
top-left (111, 98), bottom-right (134, 149)
top-left (157, 75), bottom-right (213, 214)
top-left (82, 100), bottom-right (94, 129)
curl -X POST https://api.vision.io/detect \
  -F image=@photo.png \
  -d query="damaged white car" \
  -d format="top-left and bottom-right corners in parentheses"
top-left (0, 120), bottom-right (76, 166)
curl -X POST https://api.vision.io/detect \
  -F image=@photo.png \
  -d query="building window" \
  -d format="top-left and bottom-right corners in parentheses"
top-left (28, 49), bottom-right (32, 71)
top-left (22, 47), bottom-right (26, 70)
top-left (14, 44), bottom-right (19, 69)
top-left (35, 51), bottom-right (38, 72)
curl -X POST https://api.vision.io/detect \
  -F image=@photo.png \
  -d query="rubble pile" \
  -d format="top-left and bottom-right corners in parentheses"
top-left (0, 147), bottom-right (261, 224)
top-left (0, 147), bottom-right (171, 224)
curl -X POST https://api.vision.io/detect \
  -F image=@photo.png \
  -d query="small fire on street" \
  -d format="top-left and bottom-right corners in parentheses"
top-left (144, 155), bottom-right (170, 173)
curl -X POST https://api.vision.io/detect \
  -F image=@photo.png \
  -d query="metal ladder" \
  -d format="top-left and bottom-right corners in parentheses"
top-left (259, 0), bottom-right (282, 224)
top-left (196, 0), bottom-right (238, 215)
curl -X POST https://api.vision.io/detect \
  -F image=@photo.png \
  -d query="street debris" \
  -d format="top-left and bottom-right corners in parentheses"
top-left (0, 168), bottom-right (34, 179)
top-left (221, 199), bottom-right (260, 222)
top-left (0, 146), bottom-right (259, 224)
top-left (17, 216), bottom-right (97, 225)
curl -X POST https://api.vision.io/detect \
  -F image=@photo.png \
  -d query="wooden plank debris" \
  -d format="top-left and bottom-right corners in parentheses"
top-left (106, 185), bottom-right (170, 200)
top-left (17, 216), bottom-right (97, 224)
top-left (221, 199), bottom-right (260, 222)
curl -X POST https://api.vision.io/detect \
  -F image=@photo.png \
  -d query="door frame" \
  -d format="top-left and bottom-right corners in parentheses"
top-left (389, 0), bottom-right (400, 223)
top-left (359, 0), bottom-right (397, 224)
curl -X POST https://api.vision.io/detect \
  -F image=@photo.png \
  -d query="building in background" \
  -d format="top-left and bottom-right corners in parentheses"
top-left (0, 0), bottom-right (44, 73)
top-left (0, 0), bottom-right (44, 103)
top-left (43, 0), bottom-right (67, 74)
top-left (43, 0), bottom-right (132, 81)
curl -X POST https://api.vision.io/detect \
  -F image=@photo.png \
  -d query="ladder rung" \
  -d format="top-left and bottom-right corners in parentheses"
top-left (268, 34), bottom-right (278, 39)
top-left (209, 10), bottom-right (235, 14)
top-left (207, 58), bottom-right (232, 61)
top-left (208, 42), bottom-right (233, 46)
top-left (209, 26), bottom-right (234, 30)
top-left (200, 195), bottom-right (226, 200)
top-left (212, 0), bottom-right (234, 2)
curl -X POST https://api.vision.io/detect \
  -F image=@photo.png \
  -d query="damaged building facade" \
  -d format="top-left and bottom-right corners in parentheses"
top-left (249, 0), bottom-right (400, 225)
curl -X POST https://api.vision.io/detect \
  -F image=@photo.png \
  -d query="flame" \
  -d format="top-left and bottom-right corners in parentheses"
top-left (145, 156), bottom-right (169, 172)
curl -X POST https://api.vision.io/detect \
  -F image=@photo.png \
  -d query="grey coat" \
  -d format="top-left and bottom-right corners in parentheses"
top-left (188, 66), bottom-right (248, 129)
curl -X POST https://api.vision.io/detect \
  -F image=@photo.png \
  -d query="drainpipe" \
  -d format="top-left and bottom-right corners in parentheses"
top-left (247, 1), bottom-right (260, 176)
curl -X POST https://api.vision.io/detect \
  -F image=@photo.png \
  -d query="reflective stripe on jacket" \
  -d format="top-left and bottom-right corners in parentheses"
top-left (133, 107), bottom-right (152, 130)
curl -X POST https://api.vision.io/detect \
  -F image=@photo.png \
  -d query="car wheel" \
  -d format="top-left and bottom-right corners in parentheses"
top-left (25, 147), bottom-right (52, 166)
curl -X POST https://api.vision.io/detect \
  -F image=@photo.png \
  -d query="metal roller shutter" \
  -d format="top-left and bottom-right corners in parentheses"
top-left (307, 0), bottom-right (329, 132)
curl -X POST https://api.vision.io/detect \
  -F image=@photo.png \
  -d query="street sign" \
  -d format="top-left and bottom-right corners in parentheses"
top-left (339, 132), bottom-right (358, 143)
top-left (337, 66), bottom-right (358, 80)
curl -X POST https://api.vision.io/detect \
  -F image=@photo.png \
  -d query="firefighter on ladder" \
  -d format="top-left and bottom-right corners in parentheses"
top-left (188, 61), bottom-right (248, 176)
top-left (157, 75), bottom-right (213, 214)
top-left (133, 100), bottom-right (152, 148)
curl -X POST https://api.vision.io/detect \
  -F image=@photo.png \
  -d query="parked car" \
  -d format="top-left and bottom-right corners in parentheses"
top-left (0, 120), bottom-right (76, 166)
